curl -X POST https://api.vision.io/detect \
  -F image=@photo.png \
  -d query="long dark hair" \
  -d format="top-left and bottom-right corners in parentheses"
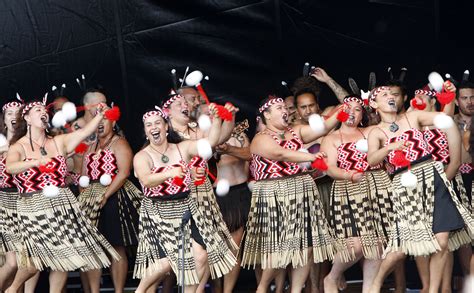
top-left (0, 112), bottom-right (6, 137)
top-left (141, 113), bottom-right (183, 149)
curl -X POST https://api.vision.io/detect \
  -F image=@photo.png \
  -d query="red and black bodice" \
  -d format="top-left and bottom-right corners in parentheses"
top-left (424, 128), bottom-right (450, 164)
top-left (12, 156), bottom-right (67, 193)
top-left (337, 142), bottom-right (382, 172)
top-left (84, 149), bottom-right (118, 180)
top-left (384, 128), bottom-right (430, 171)
top-left (0, 157), bottom-right (15, 189)
top-left (141, 160), bottom-right (191, 198)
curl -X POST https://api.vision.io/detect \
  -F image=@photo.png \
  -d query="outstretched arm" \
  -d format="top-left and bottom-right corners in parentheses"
top-left (311, 67), bottom-right (349, 103)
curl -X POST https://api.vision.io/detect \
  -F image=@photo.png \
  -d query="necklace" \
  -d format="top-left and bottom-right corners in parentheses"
top-left (381, 119), bottom-right (399, 133)
top-left (150, 143), bottom-right (170, 163)
top-left (266, 128), bottom-right (286, 140)
top-left (31, 136), bottom-right (48, 156)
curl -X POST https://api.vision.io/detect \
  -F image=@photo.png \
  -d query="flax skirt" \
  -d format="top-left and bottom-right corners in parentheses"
top-left (385, 159), bottom-right (474, 257)
top-left (241, 173), bottom-right (335, 270)
top-left (15, 187), bottom-right (120, 271)
top-left (133, 195), bottom-right (237, 286)
top-left (214, 182), bottom-right (252, 233)
top-left (0, 188), bottom-right (22, 265)
top-left (329, 169), bottom-right (393, 262)
top-left (78, 180), bottom-right (142, 246)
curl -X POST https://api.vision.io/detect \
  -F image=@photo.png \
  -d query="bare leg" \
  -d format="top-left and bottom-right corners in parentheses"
top-left (368, 251), bottom-right (405, 293)
top-left (290, 249), bottom-right (313, 293)
top-left (458, 244), bottom-right (472, 276)
top-left (5, 266), bottom-right (38, 293)
top-left (222, 227), bottom-right (244, 293)
top-left (318, 261), bottom-right (330, 292)
top-left (185, 240), bottom-right (208, 293)
top-left (110, 246), bottom-right (128, 293)
top-left (162, 273), bottom-right (176, 293)
top-left (415, 256), bottom-right (430, 293)
top-left (324, 238), bottom-right (363, 293)
top-left (0, 252), bottom-right (18, 289)
top-left (84, 269), bottom-right (101, 293)
top-left (49, 271), bottom-right (67, 293)
top-left (305, 263), bottom-right (320, 293)
top-left (196, 265), bottom-right (210, 293)
top-left (79, 271), bottom-right (91, 293)
top-left (428, 232), bottom-right (449, 293)
top-left (441, 251), bottom-right (453, 293)
top-left (135, 259), bottom-right (172, 293)
top-left (274, 268), bottom-right (286, 293)
top-left (362, 259), bottom-right (382, 293)
top-left (24, 271), bottom-right (40, 293)
top-left (257, 268), bottom-right (280, 293)
top-left (393, 261), bottom-right (406, 293)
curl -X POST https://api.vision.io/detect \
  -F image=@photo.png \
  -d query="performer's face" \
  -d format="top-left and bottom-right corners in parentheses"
top-left (388, 86), bottom-right (406, 112)
top-left (344, 101), bottom-right (363, 127)
top-left (371, 88), bottom-right (397, 113)
top-left (25, 105), bottom-right (48, 129)
top-left (3, 106), bottom-right (20, 133)
top-left (84, 92), bottom-right (106, 121)
top-left (265, 101), bottom-right (289, 128)
top-left (284, 96), bottom-right (297, 123)
top-left (296, 93), bottom-right (319, 122)
top-left (144, 115), bottom-right (168, 145)
top-left (168, 97), bottom-right (190, 122)
top-left (180, 88), bottom-right (201, 114)
top-left (456, 88), bottom-right (474, 116)
top-left (97, 118), bottom-right (114, 138)
top-left (414, 94), bottom-right (435, 112)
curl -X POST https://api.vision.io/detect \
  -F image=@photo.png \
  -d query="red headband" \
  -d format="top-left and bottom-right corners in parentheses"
top-left (162, 94), bottom-right (184, 109)
top-left (142, 106), bottom-right (168, 122)
top-left (2, 101), bottom-right (23, 112)
top-left (343, 96), bottom-right (364, 105)
top-left (258, 97), bottom-right (284, 113)
top-left (369, 86), bottom-right (389, 102)
top-left (415, 89), bottom-right (437, 97)
top-left (21, 93), bottom-right (48, 117)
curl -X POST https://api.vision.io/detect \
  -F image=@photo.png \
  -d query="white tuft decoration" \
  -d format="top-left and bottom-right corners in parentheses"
top-left (43, 185), bottom-right (60, 197)
top-left (433, 114), bottom-right (454, 130)
top-left (0, 134), bottom-right (7, 148)
top-left (216, 179), bottom-right (230, 196)
top-left (197, 139), bottom-right (213, 160)
top-left (355, 139), bottom-right (369, 153)
top-left (52, 111), bottom-right (67, 128)
top-left (198, 114), bottom-right (212, 132)
top-left (428, 72), bottom-right (444, 92)
top-left (185, 70), bottom-right (204, 87)
top-left (308, 114), bottom-right (325, 134)
top-left (99, 174), bottom-right (112, 186)
top-left (79, 176), bottom-right (90, 188)
top-left (401, 170), bottom-right (418, 189)
top-left (247, 181), bottom-right (255, 192)
top-left (62, 102), bottom-right (77, 121)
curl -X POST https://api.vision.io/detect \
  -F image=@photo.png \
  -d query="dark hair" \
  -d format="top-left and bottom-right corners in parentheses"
top-left (10, 111), bottom-right (28, 145)
top-left (256, 95), bottom-right (282, 125)
top-left (457, 81), bottom-right (474, 99)
top-left (0, 112), bottom-right (5, 136)
top-left (471, 116), bottom-right (474, 163)
top-left (291, 76), bottom-right (321, 97)
top-left (83, 86), bottom-right (106, 105)
top-left (384, 80), bottom-right (407, 97)
top-left (343, 95), bottom-right (370, 127)
top-left (294, 88), bottom-right (318, 106)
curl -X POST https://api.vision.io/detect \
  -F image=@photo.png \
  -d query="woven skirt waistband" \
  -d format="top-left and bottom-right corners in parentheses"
top-left (392, 155), bottom-right (432, 176)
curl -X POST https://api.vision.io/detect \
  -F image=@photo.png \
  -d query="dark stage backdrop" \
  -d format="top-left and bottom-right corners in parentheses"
top-left (1, 0), bottom-right (473, 150)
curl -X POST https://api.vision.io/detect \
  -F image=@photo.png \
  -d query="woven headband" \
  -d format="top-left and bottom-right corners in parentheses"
top-left (163, 94), bottom-right (184, 109)
top-left (143, 106), bottom-right (168, 122)
top-left (369, 86), bottom-right (389, 102)
top-left (21, 93), bottom-right (48, 117)
top-left (258, 97), bottom-right (284, 113)
top-left (415, 89), bottom-right (437, 97)
top-left (2, 101), bottom-right (23, 113)
top-left (343, 96), bottom-right (364, 105)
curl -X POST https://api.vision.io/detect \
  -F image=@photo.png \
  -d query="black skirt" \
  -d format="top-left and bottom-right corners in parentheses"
top-left (214, 182), bottom-right (252, 233)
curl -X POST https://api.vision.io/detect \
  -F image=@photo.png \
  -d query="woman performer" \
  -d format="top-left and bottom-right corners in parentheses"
top-left (133, 104), bottom-right (237, 293)
top-left (366, 85), bottom-right (474, 293)
top-left (241, 95), bottom-right (342, 292)
top-left (320, 95), bottom-right (393, 293)
top-left (5, 98), bottom-right (119, 293)
top-left (78, 110), bottom-right (142, 292)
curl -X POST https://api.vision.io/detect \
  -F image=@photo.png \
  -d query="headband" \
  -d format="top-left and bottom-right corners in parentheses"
top-left (142, 106), bottom-right (168, 122)
top-left (414, 89), bottom-right (437, 97)
top-left (2, 93), bottom-right (25, 112)
top-left (369, 86), bottom-right (389, 102)
top-left (258, 97), bottom-right (284, 113)
top-left (343, 96), bottom-right (364, 105)
top-left (21, 93), bottom-right (48, 117)
top-left (162, 93), bottom-right (184, 109)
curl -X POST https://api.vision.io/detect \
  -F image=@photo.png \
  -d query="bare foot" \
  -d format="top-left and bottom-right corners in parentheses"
top-left (324, 276), bottom-right (339, 293)
top-left (338, 274), bottom-right (347, 290)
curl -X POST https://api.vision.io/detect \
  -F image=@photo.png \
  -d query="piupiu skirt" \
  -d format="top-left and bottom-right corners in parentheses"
top-left (190, 178), bottom-right (237, 251)
top-left (0, 188), bottom-right (22, 254)
top-left (78, 180), bottom-right (141, 246)
top-left (330, 169), bottom-right (393, 262)
top-left (241, 173), bottom-right (335, 270)
top-left (133, 195), bottom-right (237, 286)
top-left (214, 182), bottom-right (252, 233)
top-left (16, 187), bottom-right (120, 271)
top-left (457, 171), bottom-right (473, 216)
top-left (315, 175), bottom-right (333, 220)
top-left (386, 158), bottom-right (474, 257)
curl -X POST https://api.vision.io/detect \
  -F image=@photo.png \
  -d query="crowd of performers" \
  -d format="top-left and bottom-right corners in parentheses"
top-left (0, 66), bottom-right (473, 293)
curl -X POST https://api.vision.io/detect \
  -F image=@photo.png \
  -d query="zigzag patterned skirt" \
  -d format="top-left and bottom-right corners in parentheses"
top-left (386, 158), bottom-right (474, 257)
top-left (0, 188), bottom-right (22, 256)
top-left (15, 187), bottom-right (120, 271)
top-left (241, 173), bottom-right (336, 270)
top-left (190, 178), bottom-right (237, 251)
top-left (78, 180), bottom-right (142, 246)
top-left (133, 195), bottom-right (237, 286)
top-left (330, 169), bottom-right (393, 262)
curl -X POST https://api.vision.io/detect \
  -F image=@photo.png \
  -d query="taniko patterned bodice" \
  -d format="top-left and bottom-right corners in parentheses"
top-left (84, 149), bottom-right (118, 180)
top-left (337, 142), bottom-right (383, 172)
top-left (251, 128), bottom-right (304, 181)
top-left (384, 128), bottom-right (430, 171)
top-left (424, 128), bottom-right (450, 164)
top-left (0, 157), bottom-right (15, 189)
top-left (460, 163), bottom-right (474, 174)
top-left (12, 155), bottom-right (67, 193)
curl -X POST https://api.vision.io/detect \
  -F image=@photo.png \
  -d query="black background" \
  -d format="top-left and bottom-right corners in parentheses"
top-left (1, 0), bottom-right (473, 150)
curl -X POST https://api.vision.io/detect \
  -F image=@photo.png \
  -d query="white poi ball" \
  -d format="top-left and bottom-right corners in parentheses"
top-left (0, 134), bottom-right (7, 148)
top-left (198, 114), bottom-right (212, 132)
top-left (43, 184), bottom-right (60, 197)
top-left (298, 148), bottom-right (311, 169)
top-left (216, 179), bottom-right (230, 197)
top-left (52, 111), bottom-right (67, 128)
top-left (401, 170), bottom-right (418, 189)
top-left (197, 139), bottom-right (213, 160)
top-left (355, 139), bottom-right (369, 153)
top-left (308, 114), bottom-right (325, 134)
top-left (62, 102), bottom-right (77, 122)
top-left (79, 175), bottom-right (90, 188)
top-left (247, 181), bottom-right (255, 192)
top-left (433, 114), bottom-right (454, 130)
top-left (185, 70), bottom-right (204, 87)
top-left (99, 174), bottom-right (113, 186)
top-left (428, 72), bottom-right (444, 92)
